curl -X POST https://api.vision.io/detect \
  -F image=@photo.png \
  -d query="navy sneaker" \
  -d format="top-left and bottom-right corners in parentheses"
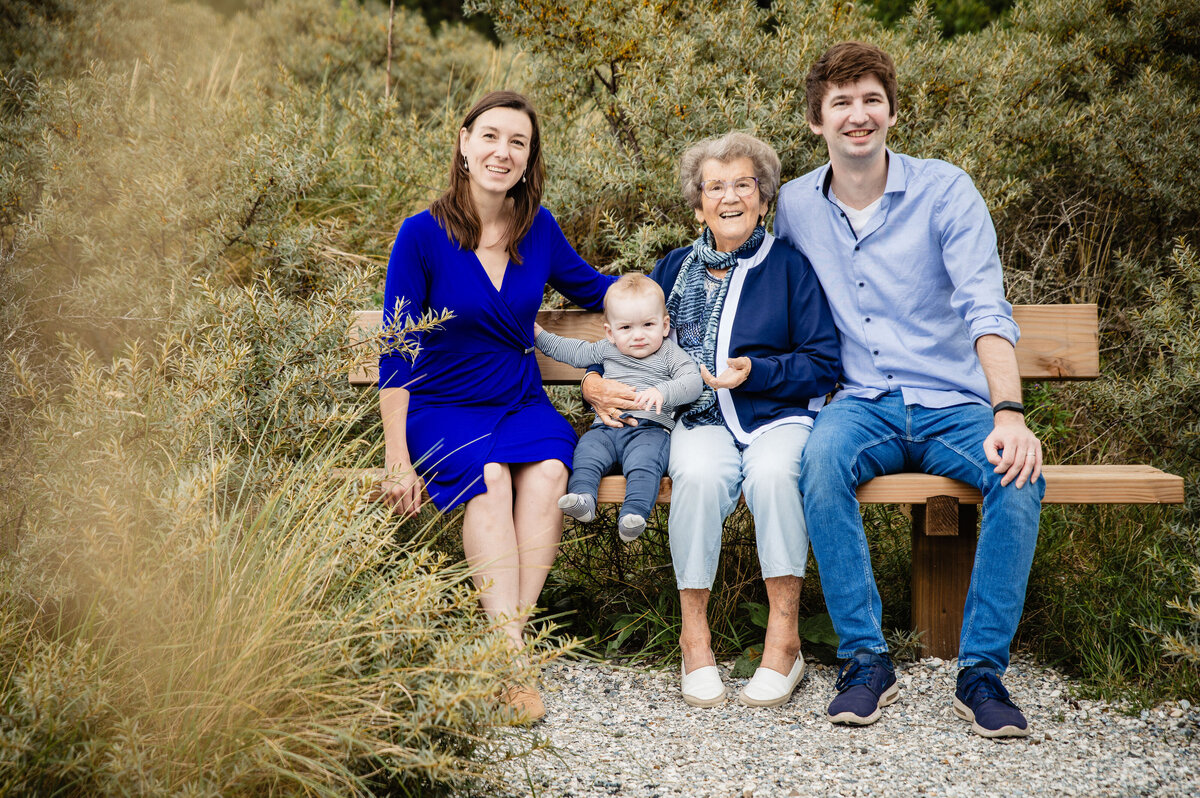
top-left (954, 664), bottom-right (1031, 738)
top-left (827, 649), bottom-right (900, 725)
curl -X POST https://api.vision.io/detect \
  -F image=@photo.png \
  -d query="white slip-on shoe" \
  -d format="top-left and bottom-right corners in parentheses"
top-left (680, 661), bottom-right (726, 708)
top-left (738, 656), bottom-right (806, 707)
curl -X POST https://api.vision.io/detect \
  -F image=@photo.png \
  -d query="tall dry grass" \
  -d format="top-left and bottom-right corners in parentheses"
top-left (1, 1), bottom-right (571, 793)
top-left (0, 428), bottom-right (563, 796)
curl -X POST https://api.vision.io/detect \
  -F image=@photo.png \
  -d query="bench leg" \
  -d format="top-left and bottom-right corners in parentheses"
top-left (911, 495), bottom-right (978, 660)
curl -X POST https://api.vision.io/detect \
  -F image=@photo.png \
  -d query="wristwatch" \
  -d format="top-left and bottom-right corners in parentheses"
top-left (991, 401), bottom-right (1025, 415)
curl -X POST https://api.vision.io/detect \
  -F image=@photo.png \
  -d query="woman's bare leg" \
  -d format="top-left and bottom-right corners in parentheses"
top-left (461, 462), bottom-right (524, 647)
top-left (680, 588), bottom-right (716, 673)
top-left (509, 459), bottom-right (568, 629)
top-left (760, 575), bottom-right (803, 674)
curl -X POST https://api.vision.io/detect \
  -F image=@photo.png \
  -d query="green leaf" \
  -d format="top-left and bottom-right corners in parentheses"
top-left (741, 601), bottom-right (770, 630)
top-left (729, 646), bottom-right (762, 679)
top-left (797, 613), bottom-right (839, 647)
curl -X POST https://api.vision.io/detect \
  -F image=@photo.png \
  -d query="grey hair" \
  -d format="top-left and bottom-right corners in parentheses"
top-left (678, 132), bottom-right (782, 210)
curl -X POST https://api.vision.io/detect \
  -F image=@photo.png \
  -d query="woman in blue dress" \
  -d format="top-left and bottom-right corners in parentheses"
top-left (378, 91), bottom-right (612, 720)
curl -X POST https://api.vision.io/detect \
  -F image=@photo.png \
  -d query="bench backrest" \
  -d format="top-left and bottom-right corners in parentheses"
top-left (350, 304), bottom-right (1099, 386)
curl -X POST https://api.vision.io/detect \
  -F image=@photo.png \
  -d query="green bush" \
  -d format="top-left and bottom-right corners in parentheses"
top-left (5, 8), bottom-right (1200, 795)
top-left (1024, 241), bottom-right (1200, 698)
top-left (1, 0), bottom-right (572, 793)
top-left (464, 0), bottom-right (1199, 698)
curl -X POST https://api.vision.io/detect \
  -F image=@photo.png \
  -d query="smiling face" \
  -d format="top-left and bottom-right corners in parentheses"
top-left (458, 106), bottom-right (533, 199)
top-left (604, 292), bottom-right (670, 359)
top-left (809, 74), bottom-right (897, 166)
top-left (694, 156), bottom-right (765, 253)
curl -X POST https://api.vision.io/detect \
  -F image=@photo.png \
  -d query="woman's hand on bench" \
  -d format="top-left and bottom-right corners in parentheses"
top-left (381, 467), bottom-right (425, 516)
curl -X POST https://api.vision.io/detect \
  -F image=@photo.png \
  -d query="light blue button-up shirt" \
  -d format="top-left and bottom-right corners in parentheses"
top-left (775, 150), bottom-right (1019, 409)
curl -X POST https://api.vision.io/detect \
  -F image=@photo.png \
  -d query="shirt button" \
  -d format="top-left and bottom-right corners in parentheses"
top-left (873, 349), bottom-right (879, 355)
top-left (865, 317), bottom-right (871, 322)
top-left (858, 281), bottom-right (865, 287)
top-left (854, 245), bottom-right (860, 251)
top-left (887, 374), bottom-right (894, 379)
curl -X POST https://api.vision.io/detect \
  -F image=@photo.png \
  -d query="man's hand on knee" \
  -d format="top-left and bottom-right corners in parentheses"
top-left (984, 413), bottom-right (1042, 488)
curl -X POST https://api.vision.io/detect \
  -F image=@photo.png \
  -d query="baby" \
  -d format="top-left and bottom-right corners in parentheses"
top-left (535, 273), bottom-right (702, 541)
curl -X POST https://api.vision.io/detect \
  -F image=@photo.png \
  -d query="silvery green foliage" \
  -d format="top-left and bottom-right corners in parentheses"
top-left (1, 2), bottom-right (560, 794)
top-left (1078, 242), bottom-right (1200, 676)
top-left (465, 0), bottom-right (1200, 695)
top-left (469, 0), bottom-right (1200, 281)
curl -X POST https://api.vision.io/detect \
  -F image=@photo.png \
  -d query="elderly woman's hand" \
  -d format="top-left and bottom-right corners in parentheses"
top-left (581, 372), bottom-right (639, 427)
top-left (701, 357), bottom-right (751, 390)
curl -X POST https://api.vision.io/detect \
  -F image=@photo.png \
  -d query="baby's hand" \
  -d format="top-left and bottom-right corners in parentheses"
top-left (634, 387), bottom-right (665, 414)
top-left (533, 322), bottom-right (544, 336)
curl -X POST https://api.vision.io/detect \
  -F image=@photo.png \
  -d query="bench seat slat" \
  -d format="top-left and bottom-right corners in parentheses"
top-left (338, 464), bottom-right (1183, 506)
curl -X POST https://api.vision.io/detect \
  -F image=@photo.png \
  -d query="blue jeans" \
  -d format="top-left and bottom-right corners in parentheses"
top-left (569, 423), bottom-right (671, 519)
top-left (799, 393), bottom-right (1043, 671)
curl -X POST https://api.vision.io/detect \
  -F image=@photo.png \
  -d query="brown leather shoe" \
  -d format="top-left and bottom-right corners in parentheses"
top-left (499, 684), bottom-right (546, 723)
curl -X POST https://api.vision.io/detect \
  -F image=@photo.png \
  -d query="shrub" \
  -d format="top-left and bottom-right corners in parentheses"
top-left (465, 0), bottom-right (1199, 698)
top-left (2, 1), bottom-right (572, 793)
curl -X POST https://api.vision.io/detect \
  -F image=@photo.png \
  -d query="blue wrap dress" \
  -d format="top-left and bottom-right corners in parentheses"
top-left (380, 207), bottom-right (613, 511)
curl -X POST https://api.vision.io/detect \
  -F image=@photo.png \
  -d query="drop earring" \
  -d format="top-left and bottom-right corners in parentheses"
top-left (462, 156), bottom-right (468, 170)
top-left (521, 173), bottom-right (526, 183)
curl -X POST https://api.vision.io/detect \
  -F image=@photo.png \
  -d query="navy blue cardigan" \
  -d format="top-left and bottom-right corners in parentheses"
top-left (648, 234), bottom-right (840, 443)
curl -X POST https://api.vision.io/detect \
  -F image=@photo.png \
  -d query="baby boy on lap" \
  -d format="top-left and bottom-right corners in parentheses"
top-left (535, 273), bottom-right (702, 541)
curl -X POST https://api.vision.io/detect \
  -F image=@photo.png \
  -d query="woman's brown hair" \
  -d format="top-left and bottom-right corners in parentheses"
top-left (429, 90), bottom-right (545, 265)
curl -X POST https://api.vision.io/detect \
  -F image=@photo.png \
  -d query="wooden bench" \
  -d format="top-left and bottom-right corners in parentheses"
top-left (349, 304), bottom-right (1184, 658)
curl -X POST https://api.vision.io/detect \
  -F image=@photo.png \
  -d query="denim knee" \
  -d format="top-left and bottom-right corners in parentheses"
top-left (798, 427), bottom-right (848, 496)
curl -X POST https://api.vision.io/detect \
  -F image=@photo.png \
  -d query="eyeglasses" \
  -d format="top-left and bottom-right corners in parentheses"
top-left (700, 176), bottom-right (759, 199)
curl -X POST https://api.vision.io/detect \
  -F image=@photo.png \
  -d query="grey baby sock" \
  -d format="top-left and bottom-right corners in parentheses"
top-left (618, 513), bottom-right (646, 542)
top-left (558, 493), bottom-right (597, 523)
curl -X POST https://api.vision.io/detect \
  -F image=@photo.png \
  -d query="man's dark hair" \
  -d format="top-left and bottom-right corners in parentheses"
top-left (805, 42), bottom-right (898, 126)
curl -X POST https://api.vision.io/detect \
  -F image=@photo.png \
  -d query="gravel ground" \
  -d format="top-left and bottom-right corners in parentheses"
top-left (501, 657), bottom-right (1200, 797)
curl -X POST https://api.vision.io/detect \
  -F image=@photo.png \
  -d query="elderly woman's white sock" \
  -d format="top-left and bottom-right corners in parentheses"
top-left (557, 493), bottom-right (596, 523)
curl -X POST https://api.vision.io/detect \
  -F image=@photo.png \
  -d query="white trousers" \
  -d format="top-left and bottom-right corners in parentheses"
top-left (667, 421), bottom-right (812, 590)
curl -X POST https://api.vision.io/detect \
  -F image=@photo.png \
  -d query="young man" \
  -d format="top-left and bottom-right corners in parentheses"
top-left (775, 42), bottom-right (1044, 738)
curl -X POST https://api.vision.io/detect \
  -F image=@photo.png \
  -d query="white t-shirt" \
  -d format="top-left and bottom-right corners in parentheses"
top-left (832, 192), bottom-right (882, 238)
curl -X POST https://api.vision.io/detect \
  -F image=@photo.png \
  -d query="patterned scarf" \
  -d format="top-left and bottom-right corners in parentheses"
top-left (666, 224), bottom-right (766, 427)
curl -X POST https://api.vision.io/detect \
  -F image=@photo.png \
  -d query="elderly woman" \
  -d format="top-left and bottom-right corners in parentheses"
top-left (584, 132), bottom-right (839, 707)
